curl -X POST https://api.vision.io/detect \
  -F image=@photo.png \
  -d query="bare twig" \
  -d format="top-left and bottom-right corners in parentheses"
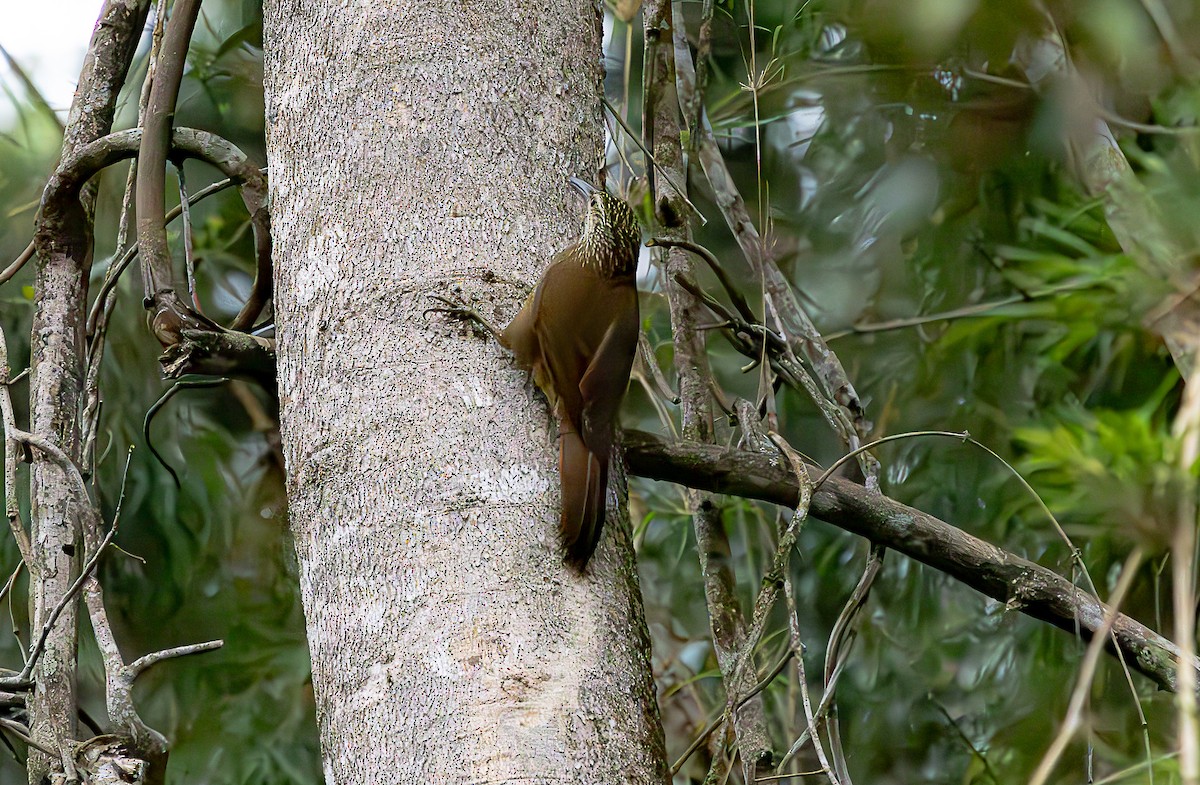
top-left (820, 543), bottom-right (883, 777)
top-left (0, 718), bottom-right (56, 755)
top-left (648, 237), bottom-right (757, 324)
top-left (77, 445), bottom-right (220, 780)
top-left (136, 0), bottom-right (202, 299)
top-left (81, 578), bottom-right (167, 772)
top-left (1171, 365), bottom-right (1200, 785)
top-left (86, 173), bottom-right (253, 337)
top-left (39, 125), bottom-right (270, 384)
top-left (144, 377), bottom-right (231, 487)
top-left (671, 710), bottom-right (724, 774)
top-left (0, 242), bottom-right (35, 287)
top-left (644, 0), bottom-right (773, 776)
top-left (1, 446), bottom-right (131, 687)
top-left (126, 639), bottom-right (223, 681)
top-left (0, 564), bottom-right (22, 609)
top-left (675, 271), bottom-right (866, 455)
top-left (674, 39), bottom-right (875, 467)
top-left (0, 327), bottom-right (33, 566)
top-left (1096, 106), bottom-right (1199, 136)
top-left (670, 434), bottom-right (823, 779)
top-left (176, 163), bottom-right (202, 313)
top-left (0, 564), bottom-right (24, 659)
top-left (784, 577), bottom-right (840, 784)
top-left (601, 97), bottom-right (704, 222)
top-left (16, 503), bottom-right (123, 686)
top-left (1028, 547), bottom-right (1145, 785)
top-left (81, 0), bottom-right (168, 477)
top-left (670, 649), bottom-right (798, 775)
top-left (135, 0), bottom-right (271, 337)
top-left (635, 331), bottom-right (680, 406)
top-left (932, 701), bottom-right (1000, 782)
top-left (686, 0), bottom-right (716, 152)
top-left (776, 545), bottom-right (882, 772)
top-left (755, 772), bottom-right (826, 782)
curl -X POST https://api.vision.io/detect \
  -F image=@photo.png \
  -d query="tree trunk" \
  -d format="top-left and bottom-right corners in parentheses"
top-left (262, 1), bottom-right (667, 781)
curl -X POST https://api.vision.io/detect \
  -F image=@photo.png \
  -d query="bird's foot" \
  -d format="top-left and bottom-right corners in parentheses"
top-left (478, 269), bottom-right (533, 297)
top-left (424, 292), bottom-right (504, 343)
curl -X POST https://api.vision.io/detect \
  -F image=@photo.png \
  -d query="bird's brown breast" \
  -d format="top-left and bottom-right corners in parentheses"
top-left (501, 247), bottom-right (638, 432)
top-left (499, 240), bottom-right (639, 570)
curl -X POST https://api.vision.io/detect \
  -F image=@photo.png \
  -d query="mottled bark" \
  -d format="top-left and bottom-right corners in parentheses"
top-left (27, 1), bottom-right (149, 781)
top-left (263, 1), bottom-right (667, 781)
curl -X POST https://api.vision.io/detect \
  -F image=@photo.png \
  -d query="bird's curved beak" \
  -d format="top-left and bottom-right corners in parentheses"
top-left (568, 176), bottom-right (598, 198)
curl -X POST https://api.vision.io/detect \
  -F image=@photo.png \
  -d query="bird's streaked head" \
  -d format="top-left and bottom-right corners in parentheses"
top-left (569, 177), bottom-right (640, 277)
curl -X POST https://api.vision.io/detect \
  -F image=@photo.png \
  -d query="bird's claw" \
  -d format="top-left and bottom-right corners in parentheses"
top-left (424, 293), bottom-right (503, 342)
top-left (423, 293), bottom-right (472, 319)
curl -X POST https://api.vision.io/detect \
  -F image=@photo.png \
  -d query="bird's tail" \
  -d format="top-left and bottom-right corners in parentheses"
top-left (559, 429), bottom-right (607, 571)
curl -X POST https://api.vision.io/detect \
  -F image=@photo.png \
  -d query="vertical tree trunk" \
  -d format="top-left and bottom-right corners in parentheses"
top-left (262, 1), bottom-right (667, 781)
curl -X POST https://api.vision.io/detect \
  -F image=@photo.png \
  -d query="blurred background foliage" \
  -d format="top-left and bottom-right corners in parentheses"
top-left (1, 0), bottom-right (1197, 782)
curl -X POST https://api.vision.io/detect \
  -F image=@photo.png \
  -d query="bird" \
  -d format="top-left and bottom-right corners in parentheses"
top-left (430, 177), bottom-right (641, 570)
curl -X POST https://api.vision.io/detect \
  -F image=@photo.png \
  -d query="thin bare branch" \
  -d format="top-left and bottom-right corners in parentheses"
top-left (0, 718), bottom-right (56, 755)
top-left (686, 0), bottom-right (716, 152)
top-left (636, 331), bottom-right (680, 406)
top-left (15, 503), bottom-right (122, 686)
top-left (601, 97), bottom-right (704, 222)
top-left (644, 0), bottom-right (774, 773)
top-left (648, 237), bottom-right (757, 324)
top-left (86, 173), bottom-right (252, 337)
top-left (0, 242), bottom-right (34, 287)
top-left (81, 0), bottom-right (168, 478)
top-left (670, 650), bottom-right (797, 775)
top-left (176, 164), bottom-right (202, 313)
top-left (126, 639), bottom-right (223, 680)
top-left (39, 125), bottom-right (271, 385)
top-left (0, 326), bottom-right (32, 566)
top-left (784, 577), bottom-right (840, 784)
top-left (1029, 548), bottom-right (1145, 785)
top-left (27, 4), bottom-right (151, 771)
top-left (674, 40), bottom-right (875, 467)
top-left (1171, 364), bottom-right (1200, 785)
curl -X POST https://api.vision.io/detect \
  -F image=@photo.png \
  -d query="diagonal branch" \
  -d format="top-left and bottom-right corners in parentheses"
top-left (622, 429), bottom-right (1198, 694)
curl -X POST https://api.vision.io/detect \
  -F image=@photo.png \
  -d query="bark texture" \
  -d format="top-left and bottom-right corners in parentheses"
top-left (263, 1), bottom-right (667, 781)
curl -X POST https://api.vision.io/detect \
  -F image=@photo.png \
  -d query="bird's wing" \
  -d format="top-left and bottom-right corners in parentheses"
top-left (577, 282), bottom-right (639, 458)
top-left (527, 256), bottom-right (592, 427)
top-left (500, 249), bottom-right (568, 372)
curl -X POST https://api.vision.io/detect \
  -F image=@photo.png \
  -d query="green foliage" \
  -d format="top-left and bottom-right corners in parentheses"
top-left (627, 0), bottom-right (1198, 782)
top-left (3, 0), bottom-right (1198, 782)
